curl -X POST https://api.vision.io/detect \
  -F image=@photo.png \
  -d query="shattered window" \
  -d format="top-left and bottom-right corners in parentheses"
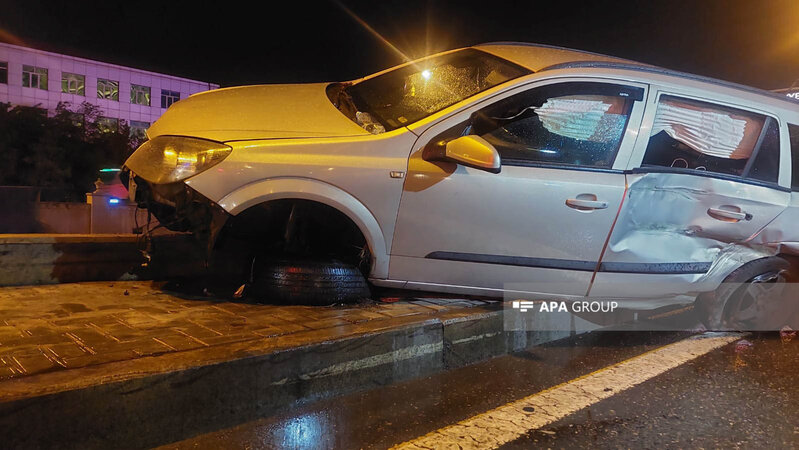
top-left (468, 82), bottom-right (637, 168)
top-left (97, 79), bottom-right (119, 101)
top-left (789, 124), bottom-right (799, 191)
top-left (642, 95), bottom-right (779, 183)
top-left (61, 72), bottom-right (85, 95)
top-left (746, 119), bottom-right (780, 184)
top-left (331, 49), bottom-right (530, 133)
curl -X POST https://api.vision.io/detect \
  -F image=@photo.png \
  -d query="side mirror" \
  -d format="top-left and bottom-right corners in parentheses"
top-left (424, 135), bottom-right (501, 173)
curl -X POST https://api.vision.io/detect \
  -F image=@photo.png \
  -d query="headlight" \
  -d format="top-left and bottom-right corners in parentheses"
top-left (124, 136), bottom-right (232, 184)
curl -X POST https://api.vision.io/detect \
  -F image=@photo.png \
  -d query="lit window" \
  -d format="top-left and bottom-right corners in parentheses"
top-left (61, 72), bottom-right (85, 95)
top-left (0, 62), bottom-right (7, 84)
top-left (22, 65), bottom-right (48, 90)
top-left (96, 117), bottom-right (119, 133)
top-left (130, 84), bottom-right (151, 106)
top-left (130, 120), bottom-right (150, 140)
top-left (97, 79), bottom-right (119, 101)
top-left (161, 89), bottom-right (180, 109)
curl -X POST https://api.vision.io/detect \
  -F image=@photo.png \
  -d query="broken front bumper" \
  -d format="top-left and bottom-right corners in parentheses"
top-left (121, 168), bottom-right (229, 245)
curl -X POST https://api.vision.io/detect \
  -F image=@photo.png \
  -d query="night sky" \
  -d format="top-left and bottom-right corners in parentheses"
top-left (1, 0), bottom-right (797, 90)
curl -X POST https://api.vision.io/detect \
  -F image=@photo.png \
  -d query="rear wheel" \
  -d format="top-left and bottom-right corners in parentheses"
top-left (695, 256), bottom-right (794, 330)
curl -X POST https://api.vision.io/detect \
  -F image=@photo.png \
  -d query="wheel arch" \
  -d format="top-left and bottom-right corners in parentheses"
top-left (217, 177), bottom-right (389, 278)
top-left (698, 244), bottom-right (784, 290)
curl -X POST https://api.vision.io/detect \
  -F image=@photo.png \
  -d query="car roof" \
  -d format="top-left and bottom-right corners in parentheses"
top-left (473, 42), bottom-right (798, 108)
top-left (473, 42), bottom-right (648, 71)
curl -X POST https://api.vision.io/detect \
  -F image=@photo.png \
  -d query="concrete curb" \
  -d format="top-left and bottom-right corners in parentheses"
top-left (0, 233), bottom-right (203, 286)
top-left (0, 305), bottom-right (571, 449)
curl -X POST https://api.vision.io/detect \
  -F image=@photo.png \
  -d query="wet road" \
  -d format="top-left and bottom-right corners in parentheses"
top-left (160, 325), bottom-right (798, 449)
top-left (501, 332), bottom-right (799, 449)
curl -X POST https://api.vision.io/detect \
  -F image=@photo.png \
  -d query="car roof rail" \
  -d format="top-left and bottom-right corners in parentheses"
top-left (540, 60), bottom-right (799, 106)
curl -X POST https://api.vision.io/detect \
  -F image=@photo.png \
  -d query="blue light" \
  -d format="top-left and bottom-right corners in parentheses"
top-left (100, 168), bottom-right (121, 172)
top-left (108, 198), bottom-right (120, 204)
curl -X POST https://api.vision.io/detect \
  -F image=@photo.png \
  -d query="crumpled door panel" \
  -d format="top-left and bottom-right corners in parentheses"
top-left (590, 172), bottom-right (789, 297)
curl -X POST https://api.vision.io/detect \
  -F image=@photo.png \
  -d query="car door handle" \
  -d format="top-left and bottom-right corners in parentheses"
top-left (565, 198), bottom-right (608, 210)
top-left (707, 207), bottom-right (752, 222)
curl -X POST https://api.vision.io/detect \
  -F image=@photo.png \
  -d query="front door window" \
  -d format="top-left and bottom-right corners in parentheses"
top-left (468, 82), bottom-right (640, 168)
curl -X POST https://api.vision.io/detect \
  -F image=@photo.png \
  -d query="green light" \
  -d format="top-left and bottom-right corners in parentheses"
top-left (100, 168), bottom-right (121, 172)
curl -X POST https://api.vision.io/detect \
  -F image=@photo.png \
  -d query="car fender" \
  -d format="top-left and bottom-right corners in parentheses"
top-left (697, 243), bottom-right (778, 289)
top-left (217, 177), bottom-right (389, 279)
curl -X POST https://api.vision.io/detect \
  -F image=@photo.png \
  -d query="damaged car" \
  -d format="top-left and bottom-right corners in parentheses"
top-left (122, 42), bottom-right (799, 329)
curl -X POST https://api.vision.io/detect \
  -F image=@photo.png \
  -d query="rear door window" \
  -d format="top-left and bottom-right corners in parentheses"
top-left (641, 95), bottom-right (780, 185)
top-left (789, 124), bottom-right (799, 190)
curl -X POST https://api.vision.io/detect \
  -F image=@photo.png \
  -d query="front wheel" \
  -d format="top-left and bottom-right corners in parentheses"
top-left (695, 256), bottom-right (795, 331)
top-left (248, 259), bottom-right (371, 306)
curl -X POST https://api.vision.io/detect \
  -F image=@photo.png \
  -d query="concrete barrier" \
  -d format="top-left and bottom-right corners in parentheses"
top-left (0, 186), bottom-right (156, 234)
top-left (87, 194), bottom-right (152, 234)
top-left (0, 233), bottom-right (204, 286)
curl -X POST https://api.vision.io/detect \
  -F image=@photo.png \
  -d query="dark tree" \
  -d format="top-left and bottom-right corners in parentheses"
top-left (0, 101), bottom-right (140, 200)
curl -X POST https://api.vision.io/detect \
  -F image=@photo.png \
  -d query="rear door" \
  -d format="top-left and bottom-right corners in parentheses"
top-left (590, 90), bottom-right (790, 298)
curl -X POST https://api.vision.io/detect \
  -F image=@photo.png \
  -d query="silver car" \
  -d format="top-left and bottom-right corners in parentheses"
top-left (123, 42), bottom-right (799, 329)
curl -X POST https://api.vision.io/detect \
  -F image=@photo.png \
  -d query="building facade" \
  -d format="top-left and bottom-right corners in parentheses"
top-left (0, 42), bottom-right (219, 138)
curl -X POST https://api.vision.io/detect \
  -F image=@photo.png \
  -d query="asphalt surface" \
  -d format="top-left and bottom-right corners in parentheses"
top-left (158, 318), bottom-right (799, 450)
top-left (500, 332), bottom-right (799, 449)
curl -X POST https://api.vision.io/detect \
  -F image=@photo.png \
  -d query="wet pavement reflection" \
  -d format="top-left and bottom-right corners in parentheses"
top-left (163, 330), bottom-right (696, 449)
top-left (502, 332), bottom-right (799, 449)
top-left (161, 309), bottom-right (798, 450)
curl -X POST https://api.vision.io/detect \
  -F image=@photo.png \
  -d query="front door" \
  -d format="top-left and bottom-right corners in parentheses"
top-left (390, 79), bottom-right (648, 297)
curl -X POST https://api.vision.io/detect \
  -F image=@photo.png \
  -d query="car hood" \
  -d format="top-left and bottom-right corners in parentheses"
top-left (147, 83), bottom-right (370, 142)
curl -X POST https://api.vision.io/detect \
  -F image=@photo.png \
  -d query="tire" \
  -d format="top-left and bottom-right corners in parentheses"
top-left (249, 259), bottom-right (371, 306)
top-left (695, 256), bottom-right (792, 331)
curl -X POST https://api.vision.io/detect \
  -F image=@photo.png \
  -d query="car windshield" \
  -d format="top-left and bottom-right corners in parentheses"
top-left (327, 49), bottom-right (531, 133)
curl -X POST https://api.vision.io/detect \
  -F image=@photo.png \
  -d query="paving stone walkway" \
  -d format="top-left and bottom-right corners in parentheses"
top-left (0, 282), bottom-right (491, 379)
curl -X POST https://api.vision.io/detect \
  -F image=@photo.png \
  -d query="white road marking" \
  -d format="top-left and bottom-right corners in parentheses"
top-left (393, 332), bottom-right (744, 449)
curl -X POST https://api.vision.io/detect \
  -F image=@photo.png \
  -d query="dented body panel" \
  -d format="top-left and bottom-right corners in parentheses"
top-left (589, 172), bottom-right (790, 297)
